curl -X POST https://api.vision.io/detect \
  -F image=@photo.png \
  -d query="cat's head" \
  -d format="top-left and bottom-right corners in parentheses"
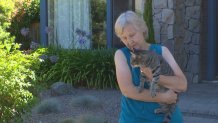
top-left (130, 49), bottom-right (150, 67)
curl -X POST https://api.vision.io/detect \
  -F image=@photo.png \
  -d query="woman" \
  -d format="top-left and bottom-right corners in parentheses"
top-left (114, 11), bottom-right (187, 123)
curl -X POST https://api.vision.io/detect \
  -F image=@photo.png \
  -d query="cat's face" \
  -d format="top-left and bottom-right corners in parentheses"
top-left (130, 51), bottom-right (149, 67)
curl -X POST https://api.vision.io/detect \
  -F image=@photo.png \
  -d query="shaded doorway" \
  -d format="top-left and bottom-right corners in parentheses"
top-left (200, 0), bottom-right (217, 81)
top-left (216, 1), bottom-right (218, 79)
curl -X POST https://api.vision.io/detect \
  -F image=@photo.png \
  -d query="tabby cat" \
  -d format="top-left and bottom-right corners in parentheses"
top-left (130, 49), bottom-right (176, 123)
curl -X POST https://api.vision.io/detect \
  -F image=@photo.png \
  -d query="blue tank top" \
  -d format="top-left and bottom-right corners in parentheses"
top-left (119, 44), bottom-right (183, 123)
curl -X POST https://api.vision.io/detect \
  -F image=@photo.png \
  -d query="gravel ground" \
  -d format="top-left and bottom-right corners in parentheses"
top-left (23, 88), bottom-right (122, 123)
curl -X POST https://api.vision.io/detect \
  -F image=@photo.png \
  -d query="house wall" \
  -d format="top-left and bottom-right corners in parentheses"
top-left (148, 0), bottom-right (202, 83)
top-left (174, 0), bottom-right (202, 83)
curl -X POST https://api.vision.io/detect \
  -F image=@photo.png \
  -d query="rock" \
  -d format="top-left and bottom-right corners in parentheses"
top-left (50, 82), bottom-right (76, 96)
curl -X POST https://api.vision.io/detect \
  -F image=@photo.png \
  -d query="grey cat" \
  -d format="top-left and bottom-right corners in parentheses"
top-left (130, 49), bottom-right (177, 123)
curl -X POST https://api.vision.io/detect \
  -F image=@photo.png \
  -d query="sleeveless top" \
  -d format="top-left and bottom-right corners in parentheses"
top-left (119, 44), bottom-right (183, 123)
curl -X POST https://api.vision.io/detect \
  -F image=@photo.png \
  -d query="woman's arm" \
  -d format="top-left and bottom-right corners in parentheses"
top-left (114, 49), bottom-right (177, 104)
top-left (159, 46), bottom-right (187, 92)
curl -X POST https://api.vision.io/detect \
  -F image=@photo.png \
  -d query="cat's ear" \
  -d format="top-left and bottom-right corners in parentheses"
top-left (130, 52), bottom-right (134, 56)
top-left (130, 52), bottom-right (136, 57)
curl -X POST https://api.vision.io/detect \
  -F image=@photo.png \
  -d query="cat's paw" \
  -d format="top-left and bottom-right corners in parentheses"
top-left (150, 91), bottom-right (157, 97)
top-left (138, 86), bottom-right (143, 93)
top-left (154, 108), bottom-right (163, 114)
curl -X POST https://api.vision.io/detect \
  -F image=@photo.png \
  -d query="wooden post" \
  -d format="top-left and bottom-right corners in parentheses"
top-left (40, 0), bottom-right (48, 47)
top-left (206, 0), bottom-right (217, 80)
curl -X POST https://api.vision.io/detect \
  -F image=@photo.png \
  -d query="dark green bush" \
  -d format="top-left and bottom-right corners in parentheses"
top-left (91, 0), bottom-right (106, 48)
top-left (35, 48), bottom-right (118, 89)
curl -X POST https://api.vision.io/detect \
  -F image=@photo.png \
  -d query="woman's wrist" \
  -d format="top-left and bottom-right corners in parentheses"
top-left (152, 92), bottom-right (164, 103)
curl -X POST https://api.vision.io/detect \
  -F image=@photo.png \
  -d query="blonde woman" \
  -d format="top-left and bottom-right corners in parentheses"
top-left (114, 11), bottom-right (187, 123)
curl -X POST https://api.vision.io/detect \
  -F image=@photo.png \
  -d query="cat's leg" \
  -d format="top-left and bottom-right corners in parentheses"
top-left (150, 66), bottom-right (160, 97)
top-left (150, 79), bottom-right (156, 97)
top-left (163, 112), bottom-right (172, 123)
top-left (138, 75), bottom-right (146, 93)
top-left (155, 103), bottom-right (169, 114)
top-left (163, 104), bottom-right (176, 123)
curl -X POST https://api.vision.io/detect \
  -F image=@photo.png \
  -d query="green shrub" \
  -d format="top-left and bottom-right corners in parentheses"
top-left (90, 0), bottom-right (106, 48)
top-left (0, 0), bottom-right (15, 44)
top-left (0, 0), bottom-right (15, 29)
top-left (35, 48), bottom-right (118, 89)
top-left (10, 0), bottom-right (40, 50)
top-left (0, 42), bottom-right (40, 122)
top-left (0, 26), bottom-right (15, 44)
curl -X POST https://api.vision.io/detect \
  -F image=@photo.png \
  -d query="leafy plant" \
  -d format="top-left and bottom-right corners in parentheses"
top-left (10, 0), bottom-right (40, 50)
top-left (0, 0), bottom-right (15, 29)
top-left (0, 42), bottom-right (40, 122)
top-left (35, 47), bottom-right (118, 89)
top-left (0, 26), bottom-right (15, 44)
top-left (90, 0), bottom-right (106, 48)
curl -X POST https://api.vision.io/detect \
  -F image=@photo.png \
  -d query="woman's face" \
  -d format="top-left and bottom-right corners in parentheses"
top-left (120, 24), bottom-right (146, 50)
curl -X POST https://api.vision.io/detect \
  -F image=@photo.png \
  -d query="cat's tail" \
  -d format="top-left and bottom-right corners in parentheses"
top-left (163, 113), bottom-right (172, 123)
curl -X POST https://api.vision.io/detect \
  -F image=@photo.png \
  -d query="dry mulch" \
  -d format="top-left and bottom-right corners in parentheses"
top-left (23, 88), bottom-right (122, 123)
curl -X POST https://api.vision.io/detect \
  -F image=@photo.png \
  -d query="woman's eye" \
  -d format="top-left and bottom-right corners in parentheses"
top-left (130, 33), bottom-right (135, 37)
top-left (122, 37), bottom-right (127, 40)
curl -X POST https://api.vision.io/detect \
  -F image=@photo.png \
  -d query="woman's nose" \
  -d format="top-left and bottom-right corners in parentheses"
top-left (128, 39), bottom-right (134, 45)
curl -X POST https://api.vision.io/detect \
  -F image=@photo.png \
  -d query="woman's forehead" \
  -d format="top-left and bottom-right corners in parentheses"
top-left (122, 24), bottom-right (137, 34)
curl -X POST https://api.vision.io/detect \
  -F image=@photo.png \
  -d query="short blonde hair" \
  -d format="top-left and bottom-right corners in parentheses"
top-left (114, 11), bottom-right (149, 39)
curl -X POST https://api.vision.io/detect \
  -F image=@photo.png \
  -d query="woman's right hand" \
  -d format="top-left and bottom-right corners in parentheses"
top-left (159, 89), bottom-right (177, 104)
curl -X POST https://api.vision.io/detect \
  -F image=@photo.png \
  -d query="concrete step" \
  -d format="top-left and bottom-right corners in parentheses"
top-left (184, 115), bottom-right (218, 123)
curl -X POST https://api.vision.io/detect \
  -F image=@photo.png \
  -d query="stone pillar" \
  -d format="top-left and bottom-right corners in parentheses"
top-left (174, 0), bottom-right (202, 83)
top-left (152, 0), bottom-right (175, 53)
top-left (152, 0), bottom-right (202, 83)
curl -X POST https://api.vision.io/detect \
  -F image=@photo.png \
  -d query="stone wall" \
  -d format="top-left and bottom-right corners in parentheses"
top-left (150, 0), bottom-right (202, 83)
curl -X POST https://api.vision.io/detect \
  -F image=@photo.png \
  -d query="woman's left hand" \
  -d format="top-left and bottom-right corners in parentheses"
top-left (140, 67), bottom-right (153, 81)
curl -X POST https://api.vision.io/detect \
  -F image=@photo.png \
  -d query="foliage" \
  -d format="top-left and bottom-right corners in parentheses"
top-left (0, 26), bottom-right (15, 44)
top-left (144, 0), bottom-right (155, 43)
top-left (0, 0), bottom-right (15, 29)
top-left (90, 0), bottom-right (106, 48)
top-left (0, 42), bottom-right (40, 122)
top-left (0, 0), bottom-right (15, 50)
top-left (34, 47), bottom-right (118, 89)
top-left (10, 0), bottom-right (40, 50)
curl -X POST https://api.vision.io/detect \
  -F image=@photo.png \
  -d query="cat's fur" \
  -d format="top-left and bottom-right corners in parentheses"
top-left (130, 49), bottom-right (176, 123)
